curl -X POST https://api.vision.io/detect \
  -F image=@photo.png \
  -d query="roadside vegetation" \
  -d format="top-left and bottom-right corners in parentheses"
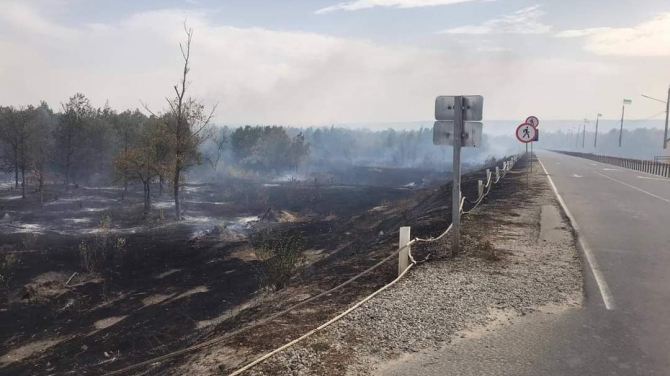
top-left (251, 231), bottom-right (306, 291)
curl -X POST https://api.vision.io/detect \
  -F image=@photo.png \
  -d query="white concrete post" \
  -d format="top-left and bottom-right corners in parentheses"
top-left (495, 166), bottom-right (500, 181)
top-left (398, 226), bottom-right (411, 276)
top-left (478, 179), bottom-right (484, 199)
top-left (486, 169), bottom-right (491, 184)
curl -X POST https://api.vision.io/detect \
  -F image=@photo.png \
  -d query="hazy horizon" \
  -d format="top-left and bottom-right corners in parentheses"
top-left (1, 0), bottom-right (669, 125)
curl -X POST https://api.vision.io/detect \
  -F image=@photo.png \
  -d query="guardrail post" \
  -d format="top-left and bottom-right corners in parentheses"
top-left (478, 179), bottom-right (484, 199)
top-left (398, 226), bottom-right (411, 276)
top-left (495, 166), bottom-right (500, 181)
top-left (486, 169), bottom-right (491, 183)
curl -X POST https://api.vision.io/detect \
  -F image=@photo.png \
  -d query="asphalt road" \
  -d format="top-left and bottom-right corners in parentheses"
top-left (382, 150), bottom-right (670, 376)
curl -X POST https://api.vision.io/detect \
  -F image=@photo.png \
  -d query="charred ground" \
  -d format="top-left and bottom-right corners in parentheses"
top-left (0, 161), bottom-right (505, 375)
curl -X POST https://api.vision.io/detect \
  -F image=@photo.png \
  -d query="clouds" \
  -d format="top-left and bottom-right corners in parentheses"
top-left (439, 5), bottom-right (551, 35)
top-left (0, 1), bottom-right (75, 39)
top-left (315, 0), bottom-right (475, 14)
top-left (556, 13), bottom-right (670, 56)
top-left (0, 1), bottom-right (668, 125)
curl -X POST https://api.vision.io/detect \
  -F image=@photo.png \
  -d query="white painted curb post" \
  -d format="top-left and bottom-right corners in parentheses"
top-left (478, 180), bottom-right (484, 199)
top-left (398, 226), bottom-right (411, 276)
top-left (495, 166), bottom-right (500, 181)
top-left (486, 168), bottom-right (491, 183)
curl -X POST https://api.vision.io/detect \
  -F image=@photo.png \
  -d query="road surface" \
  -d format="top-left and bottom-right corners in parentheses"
top-left (382, 150), bottom-right (670, 376)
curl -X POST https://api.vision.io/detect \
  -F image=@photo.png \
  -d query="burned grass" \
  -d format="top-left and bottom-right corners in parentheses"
top-left (0, 162), bottom-right (507, 375)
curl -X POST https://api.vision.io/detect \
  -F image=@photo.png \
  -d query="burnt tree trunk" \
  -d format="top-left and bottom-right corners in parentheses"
top-left (20, 165), bottom-right (25, 199)
top-left (159, 175), bottom-right (164, 197)
top-left (39, 175), bottom-right (44, 206)
top-left (143, 181), bottom-right (152, 217)
top-left (14, 149), bottom-right (19, 189)
top-left (173, 162), bottom-right (181, 220)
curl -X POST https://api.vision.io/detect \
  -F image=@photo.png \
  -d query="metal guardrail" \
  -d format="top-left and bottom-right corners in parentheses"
top-left (555, 151), bottom-right (670, 178)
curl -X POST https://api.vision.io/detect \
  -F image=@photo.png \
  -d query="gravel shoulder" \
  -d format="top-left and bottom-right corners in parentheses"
top-left (246, 156), bottom-right (583, 375)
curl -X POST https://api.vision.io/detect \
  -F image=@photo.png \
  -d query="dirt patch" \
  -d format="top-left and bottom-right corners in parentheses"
top-left (154, 269), bottom-right (181, 279)
top-left (142, 293), bottom-right (175, 307)
top-left (170, 286), bottom-right (209, 302)
top-left (0, 337), bottom-right (66, 365)
top-left (94, 315), bottom-right (128, 330)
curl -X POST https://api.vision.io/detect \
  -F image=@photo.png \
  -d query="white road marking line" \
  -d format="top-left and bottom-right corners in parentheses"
top-left (597, 172), bottom-right (670, 205)
top-left (637, 175), bottom-right (670, 182)
top-left (538, 157), bottom-right (615, 310)
top-left (603, 168), bottom-right (619, 171)
top-left (572, 174), bottom-right (583, 178)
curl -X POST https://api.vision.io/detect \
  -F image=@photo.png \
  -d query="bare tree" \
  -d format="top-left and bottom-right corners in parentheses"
top-left (165, 24), bottom-right (215, 219)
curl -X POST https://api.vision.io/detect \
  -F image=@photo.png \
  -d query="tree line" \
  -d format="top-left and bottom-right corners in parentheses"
top-left (0, 26), bottom-right (214, 219)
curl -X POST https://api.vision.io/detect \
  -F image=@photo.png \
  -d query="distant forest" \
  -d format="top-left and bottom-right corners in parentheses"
top-left (0, 94), bottom-right (518, 194)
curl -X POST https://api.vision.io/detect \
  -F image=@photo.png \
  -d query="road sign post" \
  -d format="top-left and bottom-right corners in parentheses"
top-left (434, 95), bottom-right (483, 255)
top-left (516, 121), bottom-right (538, 187)
top-left (451, 96), bottom-right (463, 254)
top-left (524, 116), bottom-right (540, 173)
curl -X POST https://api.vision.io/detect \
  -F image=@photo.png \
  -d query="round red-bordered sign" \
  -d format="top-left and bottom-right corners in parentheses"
top-left (525, 116), bottom-right (539, 128)
top-left (516, 123), bottom-right (537, 143)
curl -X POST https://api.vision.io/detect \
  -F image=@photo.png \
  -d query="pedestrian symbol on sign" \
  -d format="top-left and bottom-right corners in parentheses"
top-left (515, 123), bottom-right (537, 144)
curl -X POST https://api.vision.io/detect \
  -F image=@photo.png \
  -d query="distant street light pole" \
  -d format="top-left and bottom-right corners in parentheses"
top-left (619, 99), bottom-right (632, 147)
top-left (641, 86), bottom-right (670, 149)
top-left (582, 118), bottom-right (589, 148)
top-left (594, 113), bottom-right (602, 148)
top-left (575, 126), bottom-right (580, 149)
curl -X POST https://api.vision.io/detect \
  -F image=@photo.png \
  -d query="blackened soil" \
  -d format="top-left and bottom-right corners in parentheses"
top-left (0, 160), bottom-right (512, 375)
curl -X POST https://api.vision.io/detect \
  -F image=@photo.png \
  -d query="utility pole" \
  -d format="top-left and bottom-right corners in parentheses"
top-left (641, 88), bottom-right (669, 149)
top-left (594, 113), bottom-right (602, 148)
top-left (582, 119), bottom-right (587, 148)
top-left (665, 86), bottom-right (670, 149)
top-left (619, 99), bottom-right (631, 147)
top-left (575, 127), bottom-right (579, 149)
